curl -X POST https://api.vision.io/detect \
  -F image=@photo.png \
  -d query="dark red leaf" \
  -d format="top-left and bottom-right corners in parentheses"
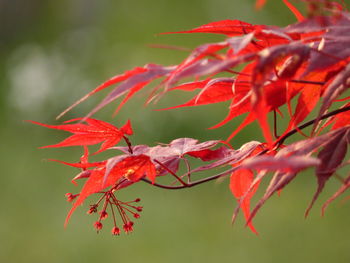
top-left (316, 64), bottom-right (350, 129)
top-left (241, 155), bottom-right (320, 172)
top-left (165, 42), bottom-right (228, 87)
top-left (322, 174), bottom-right (350, 215)
top-left (305, 129), bottom-right (348, 216)
top-left (57, 66), bottom-right (148, 119)
top-left (86, 64), bottom-right (174, 118)
top-left (190, 141), bottom-right (263, 173)
top-left (248, 171), bottom-right (297, 224)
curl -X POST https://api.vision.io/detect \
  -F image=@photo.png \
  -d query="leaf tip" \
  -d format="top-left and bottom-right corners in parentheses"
top-left (121, 120), bottom-right (133, 135)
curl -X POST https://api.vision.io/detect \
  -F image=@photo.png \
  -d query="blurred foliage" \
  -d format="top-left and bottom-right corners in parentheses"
top-left (1, 0), bottom-right (350, 262)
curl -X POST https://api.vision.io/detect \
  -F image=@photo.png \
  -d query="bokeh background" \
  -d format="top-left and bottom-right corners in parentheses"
top-left (1, 0), bottom-right (350, 262)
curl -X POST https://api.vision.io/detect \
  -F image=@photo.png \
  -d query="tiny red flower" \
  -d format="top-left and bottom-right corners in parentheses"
top-left (94, 221), bottom-right (103, 231)
top-left (65, 193), bottom-right (78, 202)
top-left (81, 189), bottom-right (142, 235)
top-left (111, 227), bottom-right (121, 236)
top-left (99, 211), bottom-right (108, 220)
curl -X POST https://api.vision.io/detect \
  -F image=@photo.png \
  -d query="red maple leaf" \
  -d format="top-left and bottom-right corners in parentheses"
top-left (230, 169), bottom-right (259, 234)
top-left (29, 118), bottom-right (133, 154)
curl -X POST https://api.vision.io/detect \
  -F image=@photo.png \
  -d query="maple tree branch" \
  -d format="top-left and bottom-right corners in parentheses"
top-left (141, 166), bottom-right (237, 190)
top-left (141, 179), bottom-right (186, 189)
top-left (275, 105), bottom-right (350, 147)
top-left (288, 79), bottom-right (325, 86)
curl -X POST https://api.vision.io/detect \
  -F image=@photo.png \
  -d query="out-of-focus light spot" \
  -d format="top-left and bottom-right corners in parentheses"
top-left (7, 45), bottom-right (58, 116)
top-left (6, 44), bottom-right (94, 120)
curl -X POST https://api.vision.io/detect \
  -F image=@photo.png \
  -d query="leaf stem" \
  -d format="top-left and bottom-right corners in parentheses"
top-left (153, 159), bottom-right (189, 186)
top-left (123, 136), bottom-right (133, 154)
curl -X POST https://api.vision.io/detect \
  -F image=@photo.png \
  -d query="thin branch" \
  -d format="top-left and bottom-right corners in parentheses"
top-left (141, 166), bottom-right (237, 190)
top-left (288, 79), bottom-right (325, 86)
top-left (275, 105), bottom-right (350, 147)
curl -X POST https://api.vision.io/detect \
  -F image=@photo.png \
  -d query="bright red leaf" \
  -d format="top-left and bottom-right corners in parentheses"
top-left (230, 169), bottom-right (259, 234)
top-left (30, 118), bottom-right (133, 154)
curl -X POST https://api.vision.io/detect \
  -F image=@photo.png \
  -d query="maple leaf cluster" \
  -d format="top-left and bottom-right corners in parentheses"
top-left (32, 0), bottom-right (350, 235)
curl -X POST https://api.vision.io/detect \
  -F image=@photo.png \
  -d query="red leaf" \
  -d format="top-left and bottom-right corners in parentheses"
top-left (241, 155), bottom-right (320, 172)
top-left (30, 118), bottom-right (132, 154)
top-left (227, 32), bottom-right (256, 55)
top-left (187, 147), bottom-right (231, 161)
top-left (322, 175), bottom-right (350, 215)
top-left (283, 0), bottom-right (305, 22)
top-left (305, 129), bottom-right (348, 216)
top-left (165, 42), bottom-right (228, 87)
top-left (65, 168), bottom-right (106, 226)
top-left (248, 171), bottom-right (297, 224)
top-left (255, 0), bottom-right (266, 10)
top-left (48, 159), bottom-right (105, 169)
top-left (190, 141), bottom-right (262, 174)
top-left (160, 79), bottom-right (235, 109)
top-left (57, 66), bottom-right (148, 119)
top-left (287, 83), bottom-right (321, 130)
top-left (169, 138), bottom-right (220, 156)
top-left (58, 64), bottom-right (174, 119)
top-left (106, 154), bottom-right (157, 183)
top-left (86, 64), bottom-right (174, 118)
top-left (315, 64), bottom-right (350, 130)
top-left (163, 20), bottom-right (262, 36)
top-left (331, 102), bottom-right (350, 130)
top-left (230, 169), bottom-right (259, 234)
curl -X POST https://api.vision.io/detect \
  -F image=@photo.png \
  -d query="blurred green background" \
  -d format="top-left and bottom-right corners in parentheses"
top-left (1, 0), bottom-right (350, 262)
